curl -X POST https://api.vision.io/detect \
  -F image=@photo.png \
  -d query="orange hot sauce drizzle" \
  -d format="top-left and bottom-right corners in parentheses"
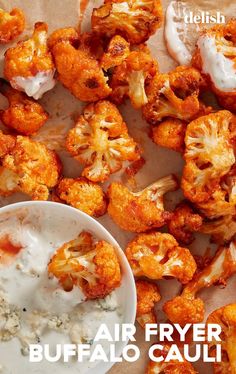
top-left (0, 235), bottom-right (22, 266)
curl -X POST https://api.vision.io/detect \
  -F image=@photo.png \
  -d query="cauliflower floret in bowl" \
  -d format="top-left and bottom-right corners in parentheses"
top-left (91, 0), bottom-right (163, 45)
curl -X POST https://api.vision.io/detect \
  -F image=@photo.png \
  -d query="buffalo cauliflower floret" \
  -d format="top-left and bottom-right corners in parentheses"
top-left (4, 22), bottom-right (55, 99)
top-left (197, 173), bottom-right (236, 219)
top-left (201, 215), bottom-right (236, 244)
top-left (0, 8), bottom-right (25, 43)
top-left (48, 231), bottom-right (121, 299)
top-left (0, 136), bottom-right (61, 200)
top-left (126, 232), bottom-right (196, 284)
top-left (66, 100), bottom-right (140, 182)
top-left (0, 130), bottom-right (15, 158)
top-left (182, 111), bottom-right (235, 204)
top-left (53, 177), bottom-right (107, 217)
top-left (146, 344), bottom-right (197, 374)
top-left (142, 66), bottom-right (205, 125)
top-left (152, 118), bottom-right (187, 153)
top-left (163, 240), bottom-right (236, 325)
top-left (192, 20), bottom-right (236, 101)
top-left (110, 45), bottom-right (158, 108)
top-left (168, 202), bottom-right (203, 245)
top-left (48, 28), bottom-right (111, 102)
top-left (206, 303), bottom-right (236, 374)
top-left (91, 0), bottom-right (163, 45)
top-left (0, 78), bottom-right (48, 135)
top-left (107, 175), bottom-right (178, 232)
top-left (136, 279), bottom-right (161, 328)
top-left (100, 35), bottom-right (130, 70)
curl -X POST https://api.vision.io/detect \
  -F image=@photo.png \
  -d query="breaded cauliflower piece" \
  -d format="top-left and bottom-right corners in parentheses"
top-left (110, 45), bottom-right (158, 108)
top-left (136, 279), bottom-right (161, 328)
top-left (182, 111), bottom-right (235, 204)
top-left (163, 240), bottom-right (236, 325)
top-left (91, 0), bottom-right (163, 45)
top-left (48, 231), bottom-right (121, 299)
top-left (146, 344), bottom-right (197, 374)
top-left (152, 118), bottom-right (187, 153)
top-left (192, 19), bottom-right (236, 112)
top-left (126, 232), bottom-right (196, 284)
top-left (0, 136), bottom-right (61, 200)
top-left (206, 303), bottom-right (236, 374)
top-left (48, 28), bottom-right (111, 102)
top-left (107, 175), bottom-right (178, 232)
top-left (142, 66), bottom-right (205, 125)
top-left (201, 215), bottom-right (236, 244)
top-left (168, 202), bottom-right (203, 245)
top-left (0, 8), bottom-right (25, 43)
top-left (66, 100), bottom-right (140, 182)
top-left (0, 130), bottom-right (15, 157)
top-left (100, 35), bottom-right (130, 70)
top-left (54, 177), bottom-right (107, 217)
top-left (0, 79), bottom-right (48, 135)
top-left (4, 22), bottom-right (55, 100)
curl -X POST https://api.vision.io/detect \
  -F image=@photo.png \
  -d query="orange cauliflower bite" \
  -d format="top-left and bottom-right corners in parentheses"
top-left (49, 28), bottom-right (111, 102)
top-left (136, 280), bottom-right (161, 328)
top-left (163, 240), bottom-right (236, 325)
top-left (0, 8), bottom-right (25, 43)
top-left (0, 79), bottom-right (48, 135)
top-left (182, 111), bottom-right (235, 204)
top-left (54, 177), bottom-right (107, 217)
top-left (152, 118), bottom-right (187, 153)
top-left (201, 215), bottom-right (236, 245)
top-left (126, 232), bottom-right (196, 284)
top-left (107, 175), bottom-right (178, 232)
top-left (146, 344), bottom-right (197, 374)
top-left (66, 100), bottom-right (140, 182)
top-left (0, 130), bottom-right (15, 158)
top-left (0, 136), bottom-right (61, 200)
top-left (192, 20), bottom-right (236, 112)
top-left (143, 66), bottom-right (205, 125)
top-left (4, 22), bottom-right (55, 100)
top-left (168, 202), bottom-right (203, 245)
top-left (100, 35), bottom-right (130, 70)
top-left (110, 45), bottom-right (158, 108)
top-left (91, 0), bottom-right (163, 45)
top-left (206, 303), bottom-right (236, 374)
top-left (48, 231), bottom-right (121, 299)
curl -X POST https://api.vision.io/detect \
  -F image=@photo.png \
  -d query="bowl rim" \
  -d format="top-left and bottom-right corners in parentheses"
top-left (0, 200), bottom-right (137, 374)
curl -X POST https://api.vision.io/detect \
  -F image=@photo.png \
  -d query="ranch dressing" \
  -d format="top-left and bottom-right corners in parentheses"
top-left (0, 210), bottom-right (123, 374)
top-left (198, 35), bottom-right (236, 92)
top-left (11, 70), bottom-right (56, 100)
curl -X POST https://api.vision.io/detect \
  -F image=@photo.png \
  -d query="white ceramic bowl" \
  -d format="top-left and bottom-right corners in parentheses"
top-left (0, 201), bottom-right (136, 374)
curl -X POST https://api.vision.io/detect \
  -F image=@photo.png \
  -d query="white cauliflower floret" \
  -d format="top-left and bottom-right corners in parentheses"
top-left (66, 100), bottom-right (140, 182)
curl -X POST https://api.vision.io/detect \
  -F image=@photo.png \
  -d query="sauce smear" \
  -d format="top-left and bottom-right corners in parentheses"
top-left (0, 235), bottom-right (22, 265)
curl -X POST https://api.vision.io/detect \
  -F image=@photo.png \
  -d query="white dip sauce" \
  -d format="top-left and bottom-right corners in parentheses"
top-left (165, 1), bottom-right (192, 65)
top-left (198, 35), bottom-right (236, 93)
top-left (11, 70), bottom-right (56, 100)
top-left (0, 209), bottom-right (123, 374)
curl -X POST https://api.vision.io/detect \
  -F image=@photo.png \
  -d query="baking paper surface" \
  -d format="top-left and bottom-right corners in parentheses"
top-left (0, 1), bottom-right (236, 373)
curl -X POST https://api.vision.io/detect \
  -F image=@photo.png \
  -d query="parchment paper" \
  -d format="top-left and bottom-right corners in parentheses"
top-left (0, 1), bottom-right (236, 373)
